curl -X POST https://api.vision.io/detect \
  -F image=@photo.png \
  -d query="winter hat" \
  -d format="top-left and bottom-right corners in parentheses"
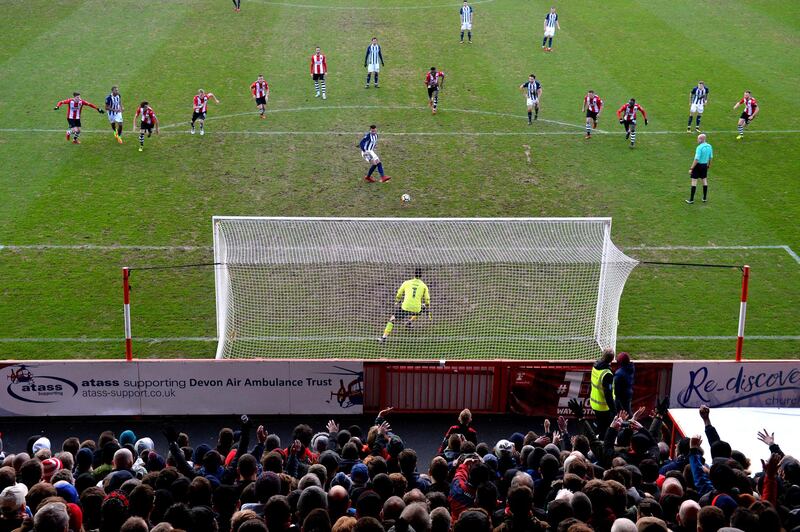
top-left (482, 453), bottom-right (499, 472)
top-left (712, 494), bottom-right (738, 519)
top-left (311, 433), bottom-right (329, 453)
top-left (33, 437), bottom-right (51, 455)
top-left (0, 483), bottom-right (27, 510)
top-left (54, 480), bottom-right (79, 504)
top-left (544, 443), bottom-right (561, 458)
top-left (119, 430), bottom-right (137, 447)
top-left (106, 470), bottom-right (134, 493)
top-left (66, 502), bottom-right (83, 532)
top-left (387, 435), bottom-right (405, 457)
top-left (496, 439), bottom-right (514, 454)
top-left (319, 450), bottom-right (341, 472)
top-left (331, 472), bottom-right (352, 491)
top-left (41, 457), bottom-right (62, 482)
top-left (146, 452), bottom-right (165, 472)
top-left (350, 463), bottom-right (369, 485)
top-left (75, 473), bottom-right (96, 495)
top-left (193, 444), bottom-right (211, 464)
top-left (509, 432), bottom-right (525, 451)
top-left (76, 447), bottom-right (94, 470)
top-left (616, 352), bottom-right (631, 365)
top-left (134, 438), bottom-right (155, 457)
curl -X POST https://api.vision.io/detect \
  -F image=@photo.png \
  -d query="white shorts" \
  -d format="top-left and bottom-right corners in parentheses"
top-left (107, 112), bottom-right (123, 124)
top-left (544, 27), bottom-right (555, 37)
top-left (362, 150), bottom-right (378, 163)
top-left (367, 64), bottom-right (380, 73)
top-left (690, 103), bottom-right (705, 114)
top-left (526, 98), bottom-right (539, 107)
top-left (461, 23), bottom-right (472, 30)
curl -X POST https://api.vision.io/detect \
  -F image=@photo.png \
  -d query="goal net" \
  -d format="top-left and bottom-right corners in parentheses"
top-left (213, 217), bottom-right (638, 360)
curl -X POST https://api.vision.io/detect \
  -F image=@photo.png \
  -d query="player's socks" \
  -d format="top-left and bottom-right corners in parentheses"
top-left (200, 124), bottom-right (205, 136)
top-left (737, 124), bottom-right (744, 136)
top-left (702, 186), bottom-right (708, 201)
top-left (66, 130), bottom-right (72, 141)
top-left (367, 164), bottom-right (377, 177)
top-left (320, 80), bottom-right (327, 99)
top-left (314, 81), bottom-right (320, 97)
top-left (548, 37), bottom-right (553, 48)
top-left (696, 115), bottom-right (702, 128)
top-left (468, 31), bottom-right (472, 42)
top-left (376, 163), bottom-right (384, 177)
top-left (630, 130), bottom-right (636, 145)
top-left (586, 123), bottom-right (591, 136)
top-left (534, 108), bottom-right (538, 120)
top-left (433, 95), bottom-right (438, 112)
top-left (542, 37), bottom-right (547, 48)
top-left (366, 73), bottom-right (371, 87)
top-left (528, 111), bottom-right (532, 124)
top-left (73, 131), bottom-right (80, 144)
top-left (460, 31), bottom-right (464, 42)
top-left (374, 73), bottom-right (379, 87)
top-left (139, 132), bottom-right (145, 147)
top-left (383, 322), bottom-right (393, 337)
top-left (689, 185), bottom-right (696, 202)
top-left (688, 116), bottom-right (693, 128)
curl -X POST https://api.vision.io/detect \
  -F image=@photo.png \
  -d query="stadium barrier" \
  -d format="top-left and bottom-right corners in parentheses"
top-left (1, 360), bottom-right (797, 417)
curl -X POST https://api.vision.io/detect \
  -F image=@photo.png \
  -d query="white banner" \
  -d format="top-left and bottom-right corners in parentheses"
top-left (0, 360), bottom-right (363, 416)
top-left (670, 361), bottom-right (800, 409)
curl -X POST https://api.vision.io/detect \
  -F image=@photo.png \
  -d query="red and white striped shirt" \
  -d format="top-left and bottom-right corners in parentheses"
top-left (135, 106), bottom-right (157, 125)
top-left (56, 98), bottom-right (98, 120)
top-left (310, 54), bottom-right (327, 75)
top-left (584, 94), bottom-right (603, 113)
top-left (193, 95), bottom-right (210, 112)
top-left (251, 80), bottom-right (269, 97)
top-left (738, 97), bottom-right (758, 117)
top-left (425, 71), bottom-right (445, 88)
top-left (617, 102), bottom-right (647, 121)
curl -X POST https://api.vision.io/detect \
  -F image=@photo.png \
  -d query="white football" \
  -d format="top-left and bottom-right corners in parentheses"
top-left (401, 193), bottom-right (411, 203)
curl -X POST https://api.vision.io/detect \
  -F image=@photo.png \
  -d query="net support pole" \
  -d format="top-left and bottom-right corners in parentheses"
top-left (735, 265), bottom-right (750, 362)
top-left (123, 267), bottom-right (132, 362)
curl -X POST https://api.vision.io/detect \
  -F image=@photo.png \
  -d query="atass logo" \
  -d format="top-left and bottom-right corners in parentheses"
top-left (6, 364), bottom-right (78, 403)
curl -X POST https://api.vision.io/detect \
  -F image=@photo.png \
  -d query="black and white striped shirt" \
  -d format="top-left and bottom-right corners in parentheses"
top-left (364, 44), bottom-right (383, 67)
top-left (105, 93), bottom-right (121, 113)
top-left (360, 131), bottom-right (378, 151)
top-left (691, 85), bottom-right (709, 104)
top-left (545, 12), bottom-right (558, 28)
top-left (460, 5), bottom-right (473, 24)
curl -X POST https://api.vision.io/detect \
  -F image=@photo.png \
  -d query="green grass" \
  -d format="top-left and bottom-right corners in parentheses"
top-left (1, 0), bottom-right (798, 360)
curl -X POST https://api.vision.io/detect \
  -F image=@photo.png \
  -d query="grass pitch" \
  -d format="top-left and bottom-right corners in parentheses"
top-left (1, 0), bottom-right (798, 360)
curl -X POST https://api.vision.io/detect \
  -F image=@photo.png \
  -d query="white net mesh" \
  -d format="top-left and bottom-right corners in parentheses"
top-left (213, 217), bottom-right (638, 360)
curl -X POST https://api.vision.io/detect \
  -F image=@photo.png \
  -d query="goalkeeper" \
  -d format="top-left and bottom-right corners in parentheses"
top-left (380, 268), bottom-right (430, 344)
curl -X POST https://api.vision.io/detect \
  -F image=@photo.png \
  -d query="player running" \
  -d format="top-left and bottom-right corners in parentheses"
top-left (687, 81), bottom-right (709, 133)
top-left (105, 86), bottom-right (124, 144)
top-left (134, 101), bottom-right (159, 152)
top-left (359, 125), bottom-right (390, 183)
top-left (520, 74), bottom-right (542, 124)
top-left (53, 92), bottom-right (104, 145)
top-left (364, 38), bottom-right (384, 88)
top-left (190, 89), bottom-right (220, 136)
top-left (380, 268), bottom-right (430, 344)
top-left (733, 90), bottom-right (759, 140)
top-left (616, 99), bottom-right (648, 148)
top-left (460, 1), bottom-right (474, 44)
top-left (251, 75), bottom-right (270, 118)
top-left (310, 47), bottom-right (328, 100)
top-left (582, 90), bottom-right (603, 138)
top-left (425, 67), bottom-right (445, 115)
top-left (542, 7), bottom-right (560, 51)
top-left (232, 0), bottom-right (241, 12)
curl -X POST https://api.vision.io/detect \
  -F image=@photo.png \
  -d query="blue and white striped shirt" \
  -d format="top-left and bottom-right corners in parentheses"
top-left (360, 131), bottom-right (378, 151)
top-left (523, 80), bottom-right (541, 100)
top-left (691, 85), bottom-right (709, 104)
top-left (365, 43), bottom-right (383, 67)
top-left (545, 12), bottom-right (558, 28)
top-left (460, 5), bottom-right (473, 24)
top-left (105, 93), bottom-right (121, 113)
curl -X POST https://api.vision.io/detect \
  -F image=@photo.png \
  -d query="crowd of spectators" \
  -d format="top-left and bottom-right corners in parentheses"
top-left (1, 397), bottom-right (797, 532)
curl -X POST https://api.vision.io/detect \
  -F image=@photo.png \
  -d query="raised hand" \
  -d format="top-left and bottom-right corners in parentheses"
top-left (257, 425), bottom-right (267, 444)
top-left (699, 405), bottom-right (710, 423)
top-left (690, 434), bottom-right (703, 449)
top-left (552, 431), bottom-right (562, 446)
top-left (378, 421), bottom-right (392, 435)
top-left (557, 416), bottom-right (568, 433)
top-left (543, 419), bottom-right (551, 434)
top-left (630, 420), bottom-right (643, 432)
top-left (326, 420), bottom-right (339, 434)
top-left (378, 406), bottom-right (394, 418)
top-left (618, 410), bottom-right (630, 422)
top-left (632, 406), bottom-right (646, 421)
top-left (656, 396), bottom-right (670, 416)
top-left (534, 435), bottom-right (551, 447)
top-left (568, 398), bottom-right (584, 419)
top-left (757, 428), bottom-right (775, 447)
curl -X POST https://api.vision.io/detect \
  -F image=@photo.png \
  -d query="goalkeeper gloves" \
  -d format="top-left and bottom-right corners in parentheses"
top-left (53, 107), bottom-right (59, 111)
top-left (644, 119), bottom-right (648, 126)
top-left (619, 119), bottom-right (624, 124)
top-left (98, 109), bottom-right (105, 114)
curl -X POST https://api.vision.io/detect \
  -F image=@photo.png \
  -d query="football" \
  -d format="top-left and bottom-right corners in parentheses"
top-left (401, 193), bottom-right (411, 203)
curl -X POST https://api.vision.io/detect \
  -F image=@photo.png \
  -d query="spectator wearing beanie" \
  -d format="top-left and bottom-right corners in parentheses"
top-left (613, 352), bottom-right (635, 415)
top-left (41, 457), bottom-right (62, 482)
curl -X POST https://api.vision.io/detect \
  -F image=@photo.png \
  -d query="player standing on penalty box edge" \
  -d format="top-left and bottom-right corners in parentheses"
top-left (251, 75), bottom-right (270, 118)
top-left (53, 92), bottom-right (104, 145)
top-left (359, 125), bottom-right (390, 183)
top-left (460, 0), bottom-right (474, 44)
top-left (190, 89), bottom-right (220, 136)
top-left (105, 86), bottom-right (124, 144)
top-left (733, 90), bottom-right (759, 140)
top-left (542, 7), bottom-right (560, 51)
top-left (134, 101), bottom-right (159, 152)
top-left (616, 99), bottom-right (648, 148)
top-left (425, 67), bottom-right (445, 115)
top-left (520, 74), bottom-right (542, 125)
top-left (687, 81), bottom-right (709, 133)
top-left (582, 90), bottom-right (603, 138)
top-left (380, 268), bottom-right (430, 345)
top-left (311, 47), bottom-right (328, 100)
top-left (364, 38), bottom-right (384, 88)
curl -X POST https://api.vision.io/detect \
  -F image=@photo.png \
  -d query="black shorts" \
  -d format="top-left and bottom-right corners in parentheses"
top-left (739, 112), bottom-right (751, 124)
top-left (622, 119), bottom-right (636, 127)
top-left (312, 73), bottom-right (325, 81)
top-left (586, 110), bottom-right (598, 120)
top-left (427, 87), bottom-right (439, 98)
top-left (255, 96), bottom-right (267, 105)
top-left (396, 309), bottom-right (421, 321)
top-left (140, 122), bottom-right (153, 131)
top-left (67, 118), bottom-right (81, 128)
top-left (192, 111), bottom-right (206, 122)
top-left (691, 164), bottom-right (708, 179)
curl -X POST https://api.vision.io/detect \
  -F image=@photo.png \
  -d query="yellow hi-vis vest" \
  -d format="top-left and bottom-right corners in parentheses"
top-left (590, 366), bottom-right (613, 411)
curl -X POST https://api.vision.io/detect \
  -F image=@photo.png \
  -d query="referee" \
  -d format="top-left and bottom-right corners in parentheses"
top-left (686, 133), bottom-right (713, 204)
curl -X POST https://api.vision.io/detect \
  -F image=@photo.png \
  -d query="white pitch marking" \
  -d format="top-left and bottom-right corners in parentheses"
top-left (0, 335), bottom-right (797, 343)
top-left (247, 0), bottom-right (495, 10)
top-left (624, 244), bottom-right (800, 265)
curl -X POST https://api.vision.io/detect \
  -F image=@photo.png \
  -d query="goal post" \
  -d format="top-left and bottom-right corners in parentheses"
top-left (212, 217), bottom-right (639, 361)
